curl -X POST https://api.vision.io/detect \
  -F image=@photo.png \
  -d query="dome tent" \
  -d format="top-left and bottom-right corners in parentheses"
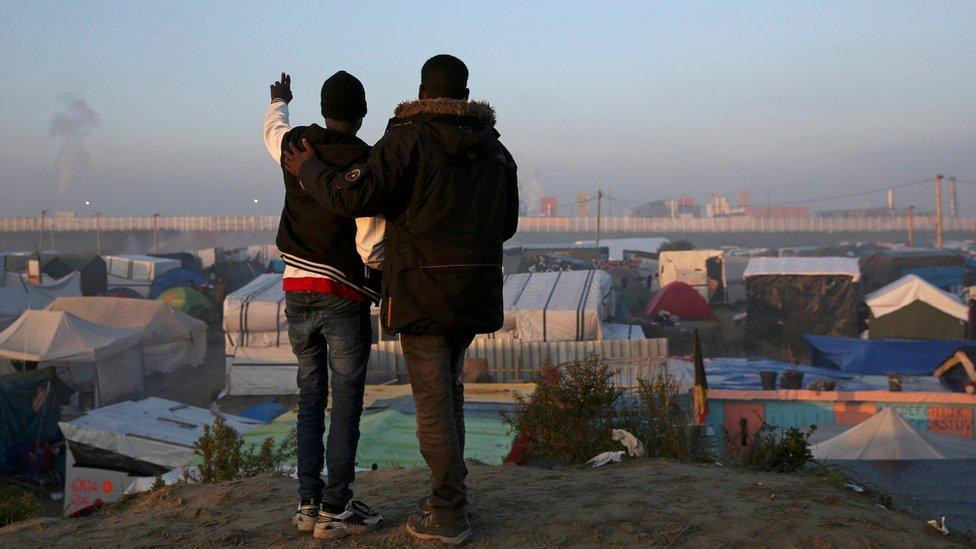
top-left (644, 281), bottom-right (716, 321)
top-left (157, 287), bottom-right (216, 322)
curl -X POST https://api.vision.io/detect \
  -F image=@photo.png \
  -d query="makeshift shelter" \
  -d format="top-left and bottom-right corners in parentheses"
top-left (42, 257), bottom-right (75, 280)
top-left (0, 310), bottom-right (144, 407)
top-left (865, 274), bottom-right (968, 340)
top-left (46, 297), bottom-right (206, 374)
top-left (149, 268), bottom-right (206, 299)
top-left (744, 257), bottom-right (861, 349)
top-left (0, 368), bottom-right (65, 478)
top-left (151, 252), bottom-right (203, 273)
top-left (157, 287), bottom-right (216, 322)
top-left (0, 272), bottom-right (82, 331)
top-left (60, 397), bottom-right (259, 516)
top-left (104, 255), bottom-right (180, 298)
top-left (805, 334), bottom-right (974, 375)
top-left (645, 281), bottom-right (717, 321)
top-left (80, 256), bottom-right (107, 296)
top-left (223, 274), bottom-right (286, 348)
top-left (497, 270), bottom-right (616, 341)
top-left (658, 250), bottom-right (727, 303)
top-left (860, 249), bottom-right (965, 292)
top-left (811, 408), bottom-right (946, 460)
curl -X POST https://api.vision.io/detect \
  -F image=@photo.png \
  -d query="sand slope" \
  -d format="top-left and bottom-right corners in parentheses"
top-left (2, 460), bottom-right (964, 547)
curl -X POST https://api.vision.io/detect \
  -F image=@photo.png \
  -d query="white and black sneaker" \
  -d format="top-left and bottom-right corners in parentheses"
top-left (292, 499), bottom-right (320, 533)
top-left (313, 500), bottom-right (383, 540)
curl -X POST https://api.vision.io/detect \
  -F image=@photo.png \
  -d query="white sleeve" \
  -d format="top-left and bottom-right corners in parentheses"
top-left (355, 217), bottom-right (386, 268)
top-left (263, 100), bottom-right (291, 165)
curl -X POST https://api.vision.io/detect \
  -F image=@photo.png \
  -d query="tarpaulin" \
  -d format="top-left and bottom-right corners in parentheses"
top-left (0, 368), bottom-right (64, 476)
top-left (901, 266), bottom-right (966, 289)
top-left (805, 335), bottom-right (976, 375)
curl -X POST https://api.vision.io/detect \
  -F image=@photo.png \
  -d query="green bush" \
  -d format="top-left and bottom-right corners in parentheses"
top-left (635, 370), bottom-right (714, 462)
top-left (503, 353), bottom-right (622, 464)
top-left (195, 417), bottom-right (296, 483)
top-left (739, 425), bottom-right (815, 473)
top-left (0, 485), bottom-right (42, 527)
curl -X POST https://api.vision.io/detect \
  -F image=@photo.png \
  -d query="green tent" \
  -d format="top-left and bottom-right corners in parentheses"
top-left (869, 301), bottom-right (965, 340)
top-left (157, 287), bottom-right (217, 322)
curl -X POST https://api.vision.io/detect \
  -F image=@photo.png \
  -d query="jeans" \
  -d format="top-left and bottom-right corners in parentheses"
top-left (399, 332), bottom-right (475, 515)
top-left (285, 291), bottom-right (371, 507)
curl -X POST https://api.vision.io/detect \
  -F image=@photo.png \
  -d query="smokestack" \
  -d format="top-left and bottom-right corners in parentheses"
top-left (886, 188), bottom-right (894, 210)
top-left (576, 192), bottom-right (590, 217)
top-left (949, 177), bottom-right (958, 217)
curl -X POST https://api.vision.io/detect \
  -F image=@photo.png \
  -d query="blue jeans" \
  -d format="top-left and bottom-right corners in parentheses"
top-left (285, 291), bottom-right (371, 507)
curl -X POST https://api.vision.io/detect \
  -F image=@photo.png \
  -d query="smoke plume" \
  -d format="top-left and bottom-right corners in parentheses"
top-left (520, 166), bottom-right (544, 215)
top-left (49, 96), bottom-right (100, 198)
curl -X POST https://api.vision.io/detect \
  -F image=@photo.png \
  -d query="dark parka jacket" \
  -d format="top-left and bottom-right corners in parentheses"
top-left (298, 99), bottom-right (519, 336)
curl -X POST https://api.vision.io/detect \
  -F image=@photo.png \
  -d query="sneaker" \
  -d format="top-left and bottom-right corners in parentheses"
top-left (406, 511), bottom-right (473, 545)
top-left (313, 500), bottom-right (383, 540)
top-left (417, 496), bottom-right (474, 520)
top-left (291, 499), bottom-right (319, 533)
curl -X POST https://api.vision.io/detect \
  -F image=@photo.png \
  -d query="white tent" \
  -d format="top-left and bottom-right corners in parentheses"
top-left (744, 256), bottom-right (862, 281)
top-left (865, 274), bottom-right (968, 320)
top-left (0, 310), bottom-right (145, 406)
top-left (658, 250), bottom-right (726, 301)
top-left (811, 408), bottom-right (945, 460)
top-left (496, 270), bottom-right (616, 341)
top-left (0, 272), bottom-right (82, 330)
top-left (104, 255), bottom-right (180, 297)
top-left (223, 274), bottom-right (286, 349)
top-left (60, 397), bottom-right (260, 515)
top-left (46, 297), bottom-right (207, 373)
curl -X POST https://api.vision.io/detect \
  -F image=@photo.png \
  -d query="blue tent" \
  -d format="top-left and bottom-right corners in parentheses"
top-left (805, 334), bottom-right (975, 375)
top-left (901, 266), bottom-right (966, 289)
top-left (149, 267), bottom-right (206, 299)
top-left (0, 368), bottom-right (65, 479)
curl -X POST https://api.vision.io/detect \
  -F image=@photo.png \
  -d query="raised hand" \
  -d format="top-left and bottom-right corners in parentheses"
top-left (270, 72), bottom-right (292, 103)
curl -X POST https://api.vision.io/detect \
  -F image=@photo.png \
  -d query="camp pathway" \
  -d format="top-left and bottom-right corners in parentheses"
top-left (2, 460), bottom-right (965, 547)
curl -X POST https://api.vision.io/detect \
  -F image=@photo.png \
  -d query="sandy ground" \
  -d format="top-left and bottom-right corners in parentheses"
top-left (2, 460), bottom-right (966, 547)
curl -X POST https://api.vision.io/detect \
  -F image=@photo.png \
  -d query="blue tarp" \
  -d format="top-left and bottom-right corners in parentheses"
top-left (901, 266), bottom-right (966, 289)
top-left (0, 369), bottom-right (64, 479)
top-left (149, 267), bottom-right (206, 299)
top-left (805, 334), bottom-right (975, 375)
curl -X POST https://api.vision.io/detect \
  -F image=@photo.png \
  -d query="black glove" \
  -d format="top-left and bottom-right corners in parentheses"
top-left (270, 72), bottom-right (292, 103)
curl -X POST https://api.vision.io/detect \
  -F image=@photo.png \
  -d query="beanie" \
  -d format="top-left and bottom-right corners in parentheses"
top-left (320, 71), bottom-right (367, 121)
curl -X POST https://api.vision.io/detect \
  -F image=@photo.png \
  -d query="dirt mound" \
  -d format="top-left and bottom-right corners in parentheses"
top-left (1, 460), bottom-right (964, 547)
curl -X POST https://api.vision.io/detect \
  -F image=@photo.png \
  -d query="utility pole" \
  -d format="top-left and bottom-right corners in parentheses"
top-left (95, 212), bottom-right (102, 256)
top-left (907, 205), bottom-right (915, 248)
top-left (935, 174), bottom-right (944, 249)
top-left (37, 209), bottom-right (47, 253)
top-left (949, 176), bottom-right (958, 217)
top-left (152, 213), bottom-right (160, 254)
top-left (596, 190), bottom-right (603, 244)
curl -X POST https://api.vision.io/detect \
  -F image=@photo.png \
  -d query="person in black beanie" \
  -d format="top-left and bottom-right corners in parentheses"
top-left (263, 71), bottom-right (385, 540)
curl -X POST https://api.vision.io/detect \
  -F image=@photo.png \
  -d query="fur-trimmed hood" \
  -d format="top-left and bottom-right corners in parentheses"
top-left (394, 99), bottom-right (496, 127)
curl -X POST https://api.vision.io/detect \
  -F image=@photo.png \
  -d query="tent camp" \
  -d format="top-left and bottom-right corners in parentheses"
top-left (60, 397), bottom-right (259, 516)
top-left (744, 257), bottom-right (861, 348)
top-left (104, 255), bottom-right (180, 298)
top-left (810, 408), bottom-right (976, 460)
top-left (157, 287), bottom-right (216, 322)
top-left (860, 249), bottom-right (966, 292)
top-left (805, 334), bottom-right (975, 375)
top-left (496, 270), bottom-right (616, 341)
top-left (46, 297), bottom-right (206, 374)
top-left (0, 272), bottom-right (82, 331)
top-left (0, 310), bottom-right (144, 407)
top-left (149, 268), bottom-right (205, 299)
top-left (865, 274), bottom-right (968, 340)
top-left (645, 281), bottom-right (716, 321)
top-left (658, 250), bottom-right (726, 303)
top-left (223, 274), bottom-right (286, 348)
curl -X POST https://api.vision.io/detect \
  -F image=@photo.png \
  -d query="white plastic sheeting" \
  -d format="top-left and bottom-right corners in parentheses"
top-left (744, 256), bottom-right (861, 282)
top-left (865, 274), bottom-right (968, 321)
top-left (222, 274), bottom-right (286, 348)
top-left (499, 270), bottom-right (615, 342)
top-left (658, 250), bottom-right (725, 300)
top-left (104, 255), bottom-right (180, 297)
top-left (46, 297), bottom-right (207, 373)
top-left (0, 272), bottom-right (82, 330)
top-left (811, 408), bottom-right (945, 460)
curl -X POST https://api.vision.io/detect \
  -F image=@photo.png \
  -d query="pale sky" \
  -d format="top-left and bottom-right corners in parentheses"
top-left (1, 1), bottom-right (975, 216)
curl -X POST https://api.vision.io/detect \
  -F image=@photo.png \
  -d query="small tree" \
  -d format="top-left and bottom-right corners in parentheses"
top-left (194, 417), bottom-right (297, 483)
top-left (657, 238), bottom-right (695, 253)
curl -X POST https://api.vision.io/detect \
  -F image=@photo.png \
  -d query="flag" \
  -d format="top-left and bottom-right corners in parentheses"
top-left (692, 329), bottom-right (709, 425)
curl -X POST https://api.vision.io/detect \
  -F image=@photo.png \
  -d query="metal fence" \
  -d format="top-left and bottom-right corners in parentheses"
top-left (1, 214), bottom-right (970, 234)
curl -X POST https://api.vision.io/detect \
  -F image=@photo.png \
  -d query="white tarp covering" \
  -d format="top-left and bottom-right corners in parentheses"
top-left (498, 270), bottom-right (614, 342)
top-left (0, 272), bottom-right (82, 330)
top-left (226, 346), bottom-right (300, 396)
top-left (810, 408), bottom-right (944, 460)
top-left (658, 250), bottom-right (725, 299)
top-left (744, 256), bottom-right (861, 282)
top-left (104, 255), bottom-right (180, 297)
top-left (865, 274), bottom-right (968, 321)
top-left (46, 297), bottom-right (207, 373)
top-left (223, 274), bottom-right (286, 348)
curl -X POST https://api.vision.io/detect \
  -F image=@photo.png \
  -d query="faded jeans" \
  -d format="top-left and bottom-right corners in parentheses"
top-left (285, 291), bottom-right (370, 507)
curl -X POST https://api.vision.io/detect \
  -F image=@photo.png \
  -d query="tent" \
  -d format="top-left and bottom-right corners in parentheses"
top-left (805, 334), bottom-right (975, 375)
top-left (149, 268), bottom-right (206, 299)
top-left (157, 287), bottom-right (216, 322)
top-left (811, 408), bottom-right (950, 460)
top-left (42, 257), bottom-right (75, 280)
top-left (60, 397), bottom-right (259, 516)
top-left (104, 287), bottom-right (142, 299)
top-left (860, 249), bottom-right (965, 292)
top-left (223, 274), bottom-right (287, 349)
top-left (104, 255), bottom-right (181, 298)
top-left (658, 250), bottom-right (727, 303)
top-left (865, 274), bottom-right (968, 340)
top-left (80, 256), bottom-right (107, 296)
top-left (0, 368), bottom-right (65, 478)
top-left (46, 297), bottom-right (207, 374)
top-left (497, 270), bottom-right (615, 341)
top-left (645, 281), bottom-right (716, 321)
top-left (0, 310), bottom-right (145, 407)
top-left (0, 272), bottom-right (82, 331)
top-left (744, 257), bottom-right (861, 348)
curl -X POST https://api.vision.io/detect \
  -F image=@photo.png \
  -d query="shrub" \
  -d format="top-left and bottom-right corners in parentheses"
top-left (657, 238), bottom-right (695, 253)
top-left (635, 370), bottom-right (713, 462)
top-left (739, 425), bottom-right (815, 473)
top-left (0, 485), bottom-right (42, 527)
top-left (195, 417), bottom-right (296, 483)
top-left (503, 353), bottom-right (622, 464)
